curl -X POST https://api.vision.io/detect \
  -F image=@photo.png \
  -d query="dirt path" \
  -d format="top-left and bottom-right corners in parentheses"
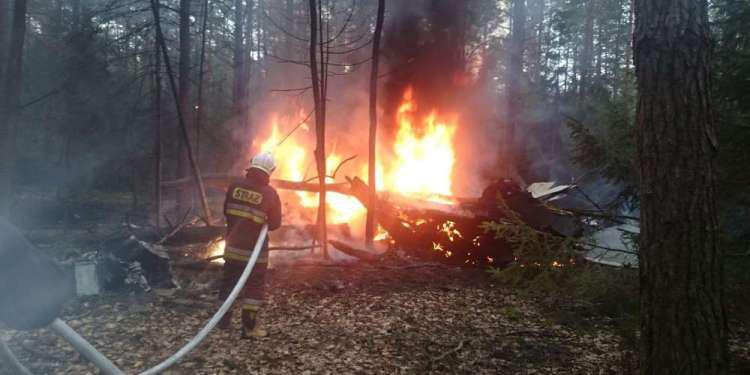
top-left (2, 262), bottom-right (628, 374)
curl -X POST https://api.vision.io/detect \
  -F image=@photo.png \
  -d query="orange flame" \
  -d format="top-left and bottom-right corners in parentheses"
top-left (383, 88), bottom-right (457, 200)
top-left (208, 239), bottom-right (226, 264)
top-left (253, 87), bottom-right (459, 230)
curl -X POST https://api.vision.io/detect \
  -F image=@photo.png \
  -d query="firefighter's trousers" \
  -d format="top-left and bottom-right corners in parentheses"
top-left (218, 247), bottom-right (268, 329)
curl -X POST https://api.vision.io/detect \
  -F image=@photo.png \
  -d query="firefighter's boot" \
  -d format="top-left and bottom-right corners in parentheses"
top-left (241, 308), bottom-right (268, 339)
top-left (218, 309), bottom-right (232, 331)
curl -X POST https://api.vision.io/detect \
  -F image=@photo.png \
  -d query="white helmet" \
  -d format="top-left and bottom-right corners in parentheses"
top-left (248, 152), bottom-right (276, 176)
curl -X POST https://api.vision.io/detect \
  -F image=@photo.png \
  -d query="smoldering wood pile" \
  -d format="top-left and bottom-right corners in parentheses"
top-left (344, 177), bottom-right (579, 266)
top-left (161, 175), bottom-right (580, 267)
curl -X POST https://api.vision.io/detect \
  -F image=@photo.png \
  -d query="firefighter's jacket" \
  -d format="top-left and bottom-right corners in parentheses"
top-left (223, 175), bottom-right (282, 262)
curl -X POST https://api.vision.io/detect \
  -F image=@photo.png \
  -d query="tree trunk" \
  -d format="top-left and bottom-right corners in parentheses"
top-left (0, 0), bottom-right (27, 216)
top-left (622, 0), bottom-right (634, 107)
top-left (579, 0), bottom-right (596, 98)
top-left (244, 0), bottom-right (255, 150)
top-left (177, 0), bottom-right (193, 213)
top-left (527, 0), bottom-right (546, 83)
top-left (195, 0), bottom-right (210, 164)
top-left (365, 0), bottom-right (385, 244)
top-left (506, 0), bottom-right (526, 182)
top-left (232, 0), bottom-right (246, 113)
top-left (308, 0), bottom-right (327, 258)
top-left (151, 0), bottom-right (214, 225)
top-left (0, 0), bottom-right (9, 85)
top-left (154, 32), bottom-right (163, 231)
top-left (634, 0), bottom-right (728, 373)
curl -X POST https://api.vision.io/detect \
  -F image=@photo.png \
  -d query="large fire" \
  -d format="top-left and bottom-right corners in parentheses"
top-left (382, 88), bottom-right (456, 198)
top-left (253, 87), bottom-right (458, 231)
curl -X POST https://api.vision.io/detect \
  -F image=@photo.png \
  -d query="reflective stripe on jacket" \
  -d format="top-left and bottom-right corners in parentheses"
top-left (223, 174), bottom-right (282, 253)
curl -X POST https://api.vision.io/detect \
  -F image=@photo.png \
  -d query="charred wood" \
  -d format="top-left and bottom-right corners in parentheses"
top-left (329, 240), bottom-right (381, 263)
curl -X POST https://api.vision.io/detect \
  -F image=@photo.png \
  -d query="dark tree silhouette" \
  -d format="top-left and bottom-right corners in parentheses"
top-left (634, 0), bottom-right (728, 372)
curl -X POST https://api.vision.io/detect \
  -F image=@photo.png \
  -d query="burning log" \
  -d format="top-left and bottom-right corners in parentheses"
top-left (161, 174), bottom-right (351, 195)
top-left (346, 177), bottom-right (512, 266)
top-left (275, 223), bottom-right (352, 242)
top-left (347, 177), bottom-right (580, 267)
top-left (328, 240), bottom-right (381, 263)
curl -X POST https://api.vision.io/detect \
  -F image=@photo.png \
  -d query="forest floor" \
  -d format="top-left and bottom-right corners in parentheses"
top-left (2, 256), bottom-right (640, 374)
top-left (2, 192), bottom-right (749, 374)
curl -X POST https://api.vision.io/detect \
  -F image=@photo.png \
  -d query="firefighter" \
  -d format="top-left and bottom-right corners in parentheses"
top-left (218, 152), bottom-right (282, 338)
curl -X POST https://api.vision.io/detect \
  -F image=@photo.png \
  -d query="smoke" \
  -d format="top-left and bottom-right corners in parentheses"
top-left (0, 218), bottom-right (73, 330)
top-left (382, 0), bottom-right (469, 120)
top-left (380, 0), bottom-right (502, 195)
top-left (235, 0), bottom-right (584, 242)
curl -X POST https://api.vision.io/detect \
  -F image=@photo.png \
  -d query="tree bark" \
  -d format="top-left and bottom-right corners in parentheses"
top-left (634, 0), bottom-right (728, 373)
top-left (527, 0), bottom-right (546, 83)
top-left (0, 0), bottom-right (27, 216)
top-left (365, 0), bottom-right (385, 245)
top-left (195, 0), bottom-right (210, 164)
top-left (244, 0), bottom-right (255, 149)
top-left (506, 0), bottom-right (526, 182)
top-left (622, 0), bottom-right (634, 107)
top-left (232, 0), bottom-right (246, 113)
top-left (154, 31), bottom-right (163, 231)
top-left (177, 0), bottom-right (193, 213)
top-left (308, 0), bottom-right (328, 258)
top-left (0, 0), bottom-right (9, 85)
top-left (579, 0), bottom-right (596, 98)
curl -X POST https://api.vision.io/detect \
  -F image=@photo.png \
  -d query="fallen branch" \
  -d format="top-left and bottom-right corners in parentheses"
top-left (329, 240), bottom-right (381, 263)
top-left (331, 155), bottom-right (357, 178)
top-left (431, 340), bottom-right (466, 362)
top-left (273, 179), bottom-right (351, 195)
top-left (156, 216), bottom-right (200, 245)
top-left (566, 207), bottom-right (640, 222)
top-left (161, 174), bottom-right (351, 195)
top-left (582, 241), bottom-right (638, 255)
top-left (203, 244), bottom-right (322, 262)
top-left (270, 244), bottom-right (322, 251)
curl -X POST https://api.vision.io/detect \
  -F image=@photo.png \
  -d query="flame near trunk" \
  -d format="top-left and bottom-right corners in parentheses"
top-left (384, 88), bottom-right (457, 199)
top-left (252, 87), bottom-right (458, 231)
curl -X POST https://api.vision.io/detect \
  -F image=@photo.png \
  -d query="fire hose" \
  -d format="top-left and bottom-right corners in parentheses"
top-left (1, 224), bottom-right (269, 375)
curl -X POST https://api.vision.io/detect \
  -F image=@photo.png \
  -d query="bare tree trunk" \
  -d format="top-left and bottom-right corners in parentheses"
top-left (0, 0), bottom-right (27, 216)
top-left (244, 0), bottom-right (255, 149)
top-left (232, 0), bottom-right (246, 113)
top-left (579, 0), bottom-right (596, 98)
top-left (151, 0), bottom-right (214, 225)
top-left (129, 76), bottom-right (146, 210)
top-left (308, 0), bottom-right (327, 257)
top-left (622, 0), bottom-right (634, 108)
top-left (365, 0), bottom-right (385, 245)
top-left (634, 0), bottom-right (728, 372)
top-left (195, 0), bottom-right (210, 164)
top-left (154, 32), bottom-right (163, 231)
top-left (0, 0), bottom-right (9, 85)
top-left (506, 0), bottom-right (526, 182)
top-left (177, 0), bottom-right (193, 213)
top-left (283, 0), bottom-right (295, 89)
top-left (527, 0), bottom-right (546, 83)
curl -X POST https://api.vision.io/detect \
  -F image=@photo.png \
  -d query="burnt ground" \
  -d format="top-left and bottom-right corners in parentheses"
top-left (2, 259), bottom-right (637, 374)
